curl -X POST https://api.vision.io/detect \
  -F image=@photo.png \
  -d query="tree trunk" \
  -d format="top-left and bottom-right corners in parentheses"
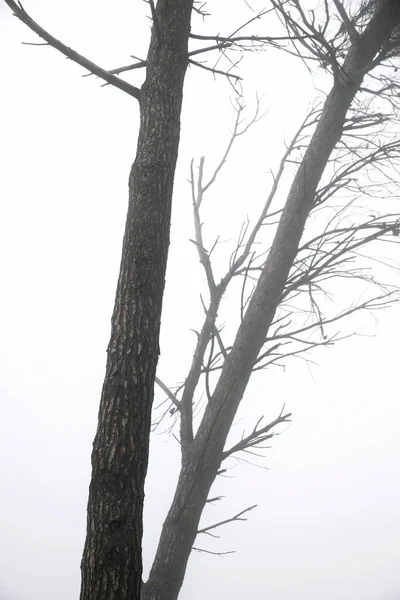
top-left (142, 3), bottom-right (400, 600)
top-left (80, 2), bottom-right (194, 599)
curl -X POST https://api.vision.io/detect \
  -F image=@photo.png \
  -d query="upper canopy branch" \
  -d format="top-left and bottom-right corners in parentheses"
top-left (271, 0), bottom-right (400, 79)
top-left (4, 0), bottom-right (141, 100)
top-left (189, 4), bottom-right (314, 52)
top-left (189, 32), bottom-right (309, 45)
top-left (332, 0), bottom-right (359, 43)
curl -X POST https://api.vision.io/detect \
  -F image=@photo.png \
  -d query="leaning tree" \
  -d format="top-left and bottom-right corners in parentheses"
top-left (4, 1), bottom-right (400, 600)
top-left (143, 3), bottom-right (400, 599)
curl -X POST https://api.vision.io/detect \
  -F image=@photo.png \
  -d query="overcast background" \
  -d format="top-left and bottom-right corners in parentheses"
top-left (1, 1), bottom-right (400, 599)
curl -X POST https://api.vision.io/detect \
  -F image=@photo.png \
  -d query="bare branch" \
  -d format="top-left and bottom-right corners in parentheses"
top-left (105, 59), bottom-right (147, 76)
top-left (192, 546), bottom-right (235, 556)
top-left (188, 58), bottom-right (243, 81)
top-left (178, 99), bottom-right (265, 445)
top-left (197, 504), bottom-right (257, 536)
top-left (206, 496), bottom-right (224, 504)
top-left (230, 104), bottom-right (321, 276)
top-left (222, 409), bottom-right (292, 459)
top-left (189, 32), bottom-right (304, 44)
top-left (189, 6), bottom-right (313, 50)
top-left (155, 376), bottom-right (181, 411)
top-left (332, 0), bottom-right (359, 43)
top-left (192, 2), bottom-right (211, 18)
top-left (4, 0), bottom-right (141, 100)
top-left (189, 43), bottom-right (233, 57)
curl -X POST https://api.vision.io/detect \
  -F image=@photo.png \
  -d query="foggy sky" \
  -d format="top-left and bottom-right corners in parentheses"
top-left (1, 1), bottom-right (399, 599)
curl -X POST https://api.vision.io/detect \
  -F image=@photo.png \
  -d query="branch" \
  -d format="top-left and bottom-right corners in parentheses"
top-left (197, 504), bottom-right (257, 536)
top-left (189, 6), bottom-right (314, 48)
top-left (206, 495), bottom-right (224, 504)
top-left (222, 408), bottom-right (291, 459)
top-left (155, 376), bottom-right (181, 411)
top-left (192, 546), bottom-right (235, 556)
top-left (229, 104), bottom-right (321, 276)
top-left (188, 58), bottom-right (242, 81)
top-left (189, 32), bottom-right (301, 44)
top-left (105, 58), bottom-right (147, 76)
top-left (332, 0), bottom-right (359, 44)
top-left (193, 2), bottom-right (210, 18)
top-left (189, 43), bottom-right (230, 57)
top-left (269, 290), bottom-right (400, 346)
top-left (179, 100), bottom-right (263, 450)
top-left (270, 0), bottom-right (343, 78)
top-left (285, 219), bottom-right (400, 299)
top-left (4, 0), bottom-right (141, 100)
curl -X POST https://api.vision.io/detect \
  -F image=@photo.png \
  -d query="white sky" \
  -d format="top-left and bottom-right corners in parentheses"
top-left (0, 1), bottom-right (399, 599)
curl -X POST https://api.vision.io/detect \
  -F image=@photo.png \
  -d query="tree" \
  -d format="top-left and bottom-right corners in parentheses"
top-left (2, 1), bottom-right (293, 599)
top-left (142, 3), bottom-right (400, 599)
top-left (4, 1), bottom-right (400, 600)
top-left (4, 0), bottom-right (193, 597)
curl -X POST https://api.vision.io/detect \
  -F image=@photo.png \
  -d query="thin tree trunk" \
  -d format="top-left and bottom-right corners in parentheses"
top-left (142, 4), bottom-right (400, 600)
top-left (80, 2), bottom-right (194, 599)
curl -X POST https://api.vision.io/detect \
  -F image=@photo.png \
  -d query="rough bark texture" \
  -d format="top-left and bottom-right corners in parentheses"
top-left (80, 2), bottom-right (194, 599)
top-left (142, 3), bottom-right (400, 600)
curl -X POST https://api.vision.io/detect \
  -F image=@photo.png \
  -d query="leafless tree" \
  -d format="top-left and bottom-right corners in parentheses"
top-left (142, 3), bottom-right (400, 600)
top-left (4, 1), bottom-right (400, 600)
top-left (2, 1), bottom-right (304, 599)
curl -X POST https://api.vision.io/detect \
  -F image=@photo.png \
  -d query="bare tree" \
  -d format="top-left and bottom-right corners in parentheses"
top-left (2, 1), bottom-right (296, 599)
top-left (4, 1), bottom-right (400, 600)
top-left (142, 2), bottom-right (400, 600)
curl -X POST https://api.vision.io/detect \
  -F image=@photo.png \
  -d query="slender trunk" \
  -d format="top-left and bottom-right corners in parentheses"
top-left (143, 4), bottom-right (400, 600)
top-left (142, 457), bottom-right (210, 600)
top-left (80, 2), bottom-right (194, 599)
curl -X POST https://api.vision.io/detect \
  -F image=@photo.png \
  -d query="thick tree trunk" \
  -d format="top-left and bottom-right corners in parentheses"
top-left (80, 2), bottom-right (194, 599)
top-left (142, 4), bottom-right (400, 600)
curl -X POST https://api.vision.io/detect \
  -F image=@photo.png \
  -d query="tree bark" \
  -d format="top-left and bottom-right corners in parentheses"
top-left (142, 3), bottom-right (400, 600)
top-left (80, 2), bottom-right (194, 599)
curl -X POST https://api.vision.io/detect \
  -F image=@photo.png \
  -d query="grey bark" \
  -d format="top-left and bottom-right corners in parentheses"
top-left (78, 2), bottom-right (194, 599)
top-left (142, 3), bottom-right (400, 600)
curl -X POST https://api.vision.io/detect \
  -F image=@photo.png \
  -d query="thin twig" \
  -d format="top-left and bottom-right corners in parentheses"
top-left (189, 58), bottom-right (243, 81)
